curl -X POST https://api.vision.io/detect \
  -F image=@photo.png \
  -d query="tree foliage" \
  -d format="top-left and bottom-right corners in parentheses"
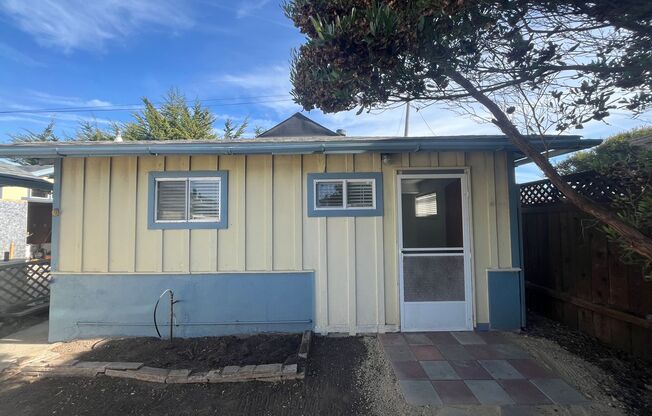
top-left (558, 128), bottom-right (652, 276)
top-left (123, 89), bottom-right (218, 141)
top-left (285, 0), bottom-right (651, 133)
top-left (284, 0), bottom-right (652, 263)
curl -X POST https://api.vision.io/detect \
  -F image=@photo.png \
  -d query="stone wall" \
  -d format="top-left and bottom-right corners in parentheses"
top-left (0, 200), bottom-right (28, 259)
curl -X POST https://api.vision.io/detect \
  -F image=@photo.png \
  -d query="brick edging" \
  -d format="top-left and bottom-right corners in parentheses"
top-left (21, 330), bottom-right (313, 384)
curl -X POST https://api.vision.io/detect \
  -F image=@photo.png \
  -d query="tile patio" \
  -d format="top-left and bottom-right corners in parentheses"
top-left (380, 332), bottom-right (589, 409)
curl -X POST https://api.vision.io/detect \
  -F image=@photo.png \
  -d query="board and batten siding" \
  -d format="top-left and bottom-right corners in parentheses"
top-left (56, 151), bottom-right (514, 333)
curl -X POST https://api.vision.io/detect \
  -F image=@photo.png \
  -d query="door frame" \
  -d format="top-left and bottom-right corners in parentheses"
top-left (396, 170), bottom-right (474, 331)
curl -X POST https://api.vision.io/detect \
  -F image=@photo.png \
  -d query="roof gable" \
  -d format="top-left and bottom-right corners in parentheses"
top-left (258, 112), bottom-right (341, 137)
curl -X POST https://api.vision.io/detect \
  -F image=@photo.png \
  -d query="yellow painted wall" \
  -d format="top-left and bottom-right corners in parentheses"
top-left (1, 186), bottom-right (29, 200)
top-left (57, 152), bottom-right (514, 333)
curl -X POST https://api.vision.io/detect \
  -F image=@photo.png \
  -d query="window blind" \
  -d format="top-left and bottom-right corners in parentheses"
top-left (189, 179), bottom-right (221, 220)
top-left (156, 180), bottom-right (187, 221)
top-left (415, 192), bottom-right (438, 217)
top-left (346, 181), bottom-right (374, 207)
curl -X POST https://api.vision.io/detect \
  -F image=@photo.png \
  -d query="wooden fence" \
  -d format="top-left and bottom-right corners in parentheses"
top-left (521, 173), bottom-right (652, 360)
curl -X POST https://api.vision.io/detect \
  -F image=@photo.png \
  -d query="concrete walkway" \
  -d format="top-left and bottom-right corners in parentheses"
top-left (0, 321), bottom-right (49, 372)
top-left (380, 331), bottom-right (590, 411)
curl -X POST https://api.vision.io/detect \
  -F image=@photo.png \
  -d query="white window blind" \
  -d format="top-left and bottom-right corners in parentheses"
top-left (346, 181), bottom-right (374, 207)
top-left (189, 179), bottom-right (221, 220)
top-left (415, 192), bottom-right (438, 217)
top-left (157, 180), bottom-right (187, 221)
top-left (314, 178), bottom-right (375, 210)
top-left (156, 177), bottom-right (221, 223)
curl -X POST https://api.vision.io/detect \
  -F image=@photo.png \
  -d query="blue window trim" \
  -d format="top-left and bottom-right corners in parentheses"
top-left (307, 172), bottom-right (384, 217)
top-left (148, 170), bottom-right (228, 229)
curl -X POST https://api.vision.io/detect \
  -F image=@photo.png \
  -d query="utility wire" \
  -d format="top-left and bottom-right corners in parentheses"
top-left (0, 94), bottom-right (294, 115)
top-left (416, 106), bottom-right (437, 135)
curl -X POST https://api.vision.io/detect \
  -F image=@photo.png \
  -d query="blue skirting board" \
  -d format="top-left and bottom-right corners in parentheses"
top-left (49, 272), bottom-right (314, 342)
top-left (487, 269), bottom-right (522, 330)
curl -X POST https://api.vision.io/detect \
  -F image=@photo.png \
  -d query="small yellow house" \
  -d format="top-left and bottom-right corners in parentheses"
top-left (0, 162), bottom-right (53, 260)
top-left (0, 114), bottom-right (599, 341)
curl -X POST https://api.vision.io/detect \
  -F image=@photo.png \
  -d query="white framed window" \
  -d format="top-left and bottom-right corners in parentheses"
top-left (307, 173), bottom-right (384, 217)
top-left (28, 189), bottom-right (53, 200)
top-left (155, 177), bottom-right (221, 223)
top-left (415, 192), bottom-right (438, 217)
top-left (314, 179), bottom-right (376, 210)
top-left (149, 171), bottom-right (228, 229)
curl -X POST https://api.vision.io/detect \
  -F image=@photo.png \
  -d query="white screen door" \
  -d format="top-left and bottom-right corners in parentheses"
top-left (398, 173), bottom-right (473, 331)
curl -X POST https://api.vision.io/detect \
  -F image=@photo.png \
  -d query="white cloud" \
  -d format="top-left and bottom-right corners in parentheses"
top-left (0, 0), bottom-right (194, 52)
top-left (236, 0), bottom-right (271, 18)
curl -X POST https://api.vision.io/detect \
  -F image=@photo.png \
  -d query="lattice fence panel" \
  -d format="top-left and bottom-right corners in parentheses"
top-left (0, 260), bottom-right (51, 309)
top-left (520, 171), bottom-right (627, 207)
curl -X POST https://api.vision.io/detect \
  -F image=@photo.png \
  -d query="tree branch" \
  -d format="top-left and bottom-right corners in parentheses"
top-left (447, 69), bottom-right (652, 261)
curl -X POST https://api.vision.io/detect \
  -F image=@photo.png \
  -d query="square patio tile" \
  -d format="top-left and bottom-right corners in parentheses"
top-left (451, 332), bottom-right (486, 345)
top-left (478, 332), bottom-right (512, 344)
top-left (379, 333), bottom-right (407, 347)
top-left (384, 345), bottom-right (416, 362)
top-left (404, 333), bottom-right (433, 345)
top-left (478, 360), bottom-right (524, 379)
top-left (391, 361), bottom-right (428, 380)
top-left (490, 344), bottom-right (530, 359)
top-left (507, 359), bottom-right (555, 379)
top-left (449, 360), bottom-right (492, 380)
top-left (432, 381), bottom-right (480, 405)
top-left (499, 380), bottom-right (552, 405)
top-left (436, 344), bottom-right (473, 360)
top-left (399, 380), bottom-right (443, 406)
top-left (465, 344), bottom-right (503, 360)
top-left (530, 378), bottom-right (588, 405)
top-left (420, 361), bottom-right (460, 380)
top-left (464, 380), bottom-right (515, 405)
top-left (410, 345), bottom-right (443, 361)
top-left (427, 332), bottom-right (460, 345)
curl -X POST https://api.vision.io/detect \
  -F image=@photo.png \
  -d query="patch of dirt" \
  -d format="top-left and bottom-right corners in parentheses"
top-left (70, 334), bottom-right (302, 372)
top-left (0, 312), bottom-right (47, 339)
top-left (512, 312), bottom-right (651, 416)
top-left (0, 336), bottom-right (370, 416)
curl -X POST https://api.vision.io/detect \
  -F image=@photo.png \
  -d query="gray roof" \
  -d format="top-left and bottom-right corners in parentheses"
top-left (257, 113), bottom-right (341, 137)
top-left (0, 161), bottom-right (53, 190)
top-left (0, 135), bottom-right (600, 163)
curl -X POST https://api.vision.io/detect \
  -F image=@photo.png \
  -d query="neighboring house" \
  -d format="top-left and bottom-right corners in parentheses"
top-left (0, 113), bottom-right (599, 341)
top-left (0, 162), bottom-right (53, 260)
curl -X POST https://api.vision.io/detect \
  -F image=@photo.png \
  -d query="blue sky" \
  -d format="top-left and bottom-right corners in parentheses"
top-left (0, 0), bottom-right (649, 182)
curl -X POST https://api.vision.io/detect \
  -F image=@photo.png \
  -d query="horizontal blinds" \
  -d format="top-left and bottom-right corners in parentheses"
top-left (157, 180), bottom-right (187, 221)
top-left (316, 181), bottom-right (344, 208)
top-left (415, 192), bottom-right (438, 217)
top-left (346, 180), bottom-right (374, 208)
top-left (189, 179), bottom-right (221, 220)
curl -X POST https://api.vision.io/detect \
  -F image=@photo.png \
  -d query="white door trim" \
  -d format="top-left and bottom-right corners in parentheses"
top-left (397, 171), bottom-right (474, 331)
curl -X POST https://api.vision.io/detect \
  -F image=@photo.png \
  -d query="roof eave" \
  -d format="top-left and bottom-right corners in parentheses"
top-left (0, 137), bottom-right (600, 159)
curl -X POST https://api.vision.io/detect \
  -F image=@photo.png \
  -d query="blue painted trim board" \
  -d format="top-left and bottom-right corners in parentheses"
top-left (49, 272), bottom-right (315, 341)
top-left (50, 159), bottom-right (62, 272)
top-left (306, 172), bottom-right (384, 217)
top-left (507, 153), bottom-right (526, 328)
top-left (487, 270), bottom-right (522, 330)
top-left (147, 170), bottom-right (228, 229)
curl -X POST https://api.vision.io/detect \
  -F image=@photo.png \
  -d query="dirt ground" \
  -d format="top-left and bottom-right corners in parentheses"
top-left (0, 336), bottom-right (369, 416)
top-left (59, 334), bottom-right (301, 372)
top-left (516, 313), bottom-right (652, 416)
top-left (0, 315), bottom-right (647, 415)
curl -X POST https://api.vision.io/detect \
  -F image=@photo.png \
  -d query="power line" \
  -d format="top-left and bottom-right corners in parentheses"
top-left (416, 107), bottom-right (436, 135)
top-left (0, 94), bottom-right (294, 115)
